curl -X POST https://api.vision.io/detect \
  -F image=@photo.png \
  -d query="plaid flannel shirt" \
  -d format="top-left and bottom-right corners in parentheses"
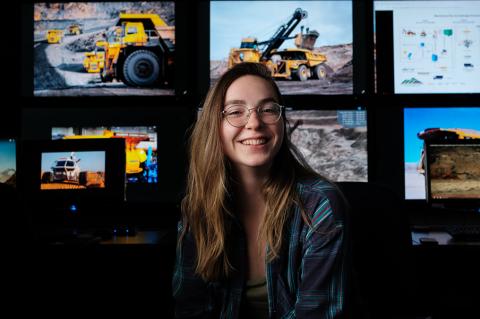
top-left (173, 178), bottom-right (348, 319)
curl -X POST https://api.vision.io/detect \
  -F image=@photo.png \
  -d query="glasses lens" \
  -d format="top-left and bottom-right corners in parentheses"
top-left (224, 105), bottom-right (248, 127)
top-left (258, 103), bottom-right (281, 124)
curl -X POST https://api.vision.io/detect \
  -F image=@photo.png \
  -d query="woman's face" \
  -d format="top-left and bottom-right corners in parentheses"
top-left (220, 75), bottom-right (284, 172)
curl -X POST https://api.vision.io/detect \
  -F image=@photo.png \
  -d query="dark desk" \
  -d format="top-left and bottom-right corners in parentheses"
top-left (409, 228), bottom-right (480, 318)
top-left (14, 229), bottom-right (177, 318)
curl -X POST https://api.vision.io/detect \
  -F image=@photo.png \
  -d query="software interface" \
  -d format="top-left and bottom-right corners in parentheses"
top-left (426, 142), bottom-right (480, 200)
top-left (375, 1), bottom-right (480, 93)
top-left (0, 139), bottom-right (16, 186)
top-left (210, 0), bottom-right (353, 95)
top-left (404, 107), bottom-right (480, 199)
top-left (41, 151), bottom-right (106, 190)
top-left (52, 126), bottom-right (157, 184)
top-left (33, 2), bottom-right (175, 97)
top-left (286, 108), bottom-right (367, 182)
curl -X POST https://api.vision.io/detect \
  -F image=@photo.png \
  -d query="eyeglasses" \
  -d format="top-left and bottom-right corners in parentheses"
top-left (222, 102), bottom-right (284, 128)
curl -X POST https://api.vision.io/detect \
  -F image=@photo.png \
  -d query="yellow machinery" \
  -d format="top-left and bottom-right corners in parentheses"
top-left (100, 13), bottom-right (175, 87)
top-left (267, 48), bottom-right (328, 81)
top-left (67, 24), bottom-right (83, 36)
top-left (83, 41), bottom-right (107, 73)
top-left (62, 130), bottom-right (149, 175)
top-left (228, 8), bottom-right (330, 81)
top-left (46, 30), bottom-right (64, 44)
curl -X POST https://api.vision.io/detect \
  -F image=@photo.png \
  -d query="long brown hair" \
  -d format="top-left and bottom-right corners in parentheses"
top-left (181, 62), bottom-right (319, 281)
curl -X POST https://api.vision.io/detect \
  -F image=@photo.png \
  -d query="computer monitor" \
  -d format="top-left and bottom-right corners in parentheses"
top-left (210, 0), bottom-right (353, 95)
top-left (0, 139), bottom-right (16, 187)
top-left (33, 1), bottom-right (175, 96)
top-left (403, 106), bottom-right (480, 200)
top-left (375, 0), bottom-right (480, 94)
top-left (22, 138), bottom-right (126, 223)
top-left (51, 126), bottom-right (158, 185)
top-left (22, 106), bottom-right (191, 205)
top-left (425, 139), bottom-right (480, 208)
top-left (286, 106), bottom-right (367, 181)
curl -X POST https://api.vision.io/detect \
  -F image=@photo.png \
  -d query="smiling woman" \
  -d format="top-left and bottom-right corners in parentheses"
top-left (173, 62), bottom-right (350, 318)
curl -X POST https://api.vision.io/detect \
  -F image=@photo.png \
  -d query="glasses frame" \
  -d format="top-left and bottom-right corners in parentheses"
top-left (221, 103), bottom-right (284, 128)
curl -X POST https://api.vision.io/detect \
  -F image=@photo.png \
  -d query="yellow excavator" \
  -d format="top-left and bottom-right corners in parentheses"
top-left (228, 8), bottom-right (330, 81)
top-left (83, 41), bottom-right (107, 73)
top-left (99, 13), bottom-right (175, 87)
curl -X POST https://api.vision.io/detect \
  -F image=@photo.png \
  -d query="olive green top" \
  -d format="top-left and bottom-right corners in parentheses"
top-left (241, 277), bottom-right (269, 319)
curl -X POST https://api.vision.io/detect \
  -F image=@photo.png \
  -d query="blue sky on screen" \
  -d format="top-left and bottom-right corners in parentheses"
top-left (0, 140), bottom-right (16, 172)
top-left (210, 0), bottom-right (352, 60)
top-left (41, 151), bottom-right (105, 172)
top-left (404, 107), bottom-right (480, 163)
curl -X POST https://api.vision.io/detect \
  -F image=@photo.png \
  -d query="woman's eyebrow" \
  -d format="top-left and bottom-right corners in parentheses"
top-left (224, 97), bottom-right (278, 107)
top-left (224, 99), bottom-right (246, 106)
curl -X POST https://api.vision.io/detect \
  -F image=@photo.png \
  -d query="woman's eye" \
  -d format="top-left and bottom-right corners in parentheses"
top-left (228, 110), bottom-right (244, 116)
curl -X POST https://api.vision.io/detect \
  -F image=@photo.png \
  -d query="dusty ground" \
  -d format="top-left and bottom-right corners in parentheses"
top-left (431, 179), bottom-right (480, 199)
top-left (287, 110), bottom-right (367, 182)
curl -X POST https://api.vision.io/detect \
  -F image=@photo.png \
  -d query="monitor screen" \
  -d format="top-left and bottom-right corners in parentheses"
top-left (210, 0), bottom-right (353, 95)
top-left (286, 107), bottom-right (367, 181)
top-left (425, 140), bottom-right (480, 203)
top-left (33, 1), bottom-right (175, 96)
top-left (41, 151), bottom-right (106, 190)
top-left (0, 139), bottom-right (16, 187)
top-left (52, 126), bottom-right (158, 184)
top-left (404, 107), bottom-right (480, 200)
top-left (375, 0), bottom-right (480, 94)
top-left (23, 139), bottom-right (126, 210)
top-left (22, 106), bottom-right (191, 204)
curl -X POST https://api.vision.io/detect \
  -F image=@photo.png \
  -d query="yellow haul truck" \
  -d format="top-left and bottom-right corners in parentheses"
top-left (100, 13), bottom-right (175, 87)
top-left (67, 24), bottom-right (83, 36)
top-left (83, 41), bottom-right (107, 73)
top-left (228, 8), bottom-right (329, 81)
top-left (46, 29), bottom-right (64, 44)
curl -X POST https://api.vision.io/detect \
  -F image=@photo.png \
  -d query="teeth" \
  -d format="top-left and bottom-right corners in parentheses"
top-left (241, 139), bottom-right (266, 145)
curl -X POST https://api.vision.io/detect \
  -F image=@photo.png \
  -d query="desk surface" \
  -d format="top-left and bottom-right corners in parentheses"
top-left (101, 230), bottom-right (170, 245)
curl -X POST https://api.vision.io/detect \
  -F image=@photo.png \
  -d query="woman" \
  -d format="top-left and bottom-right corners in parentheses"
top-left (173, 62), bottom-right (349, 318)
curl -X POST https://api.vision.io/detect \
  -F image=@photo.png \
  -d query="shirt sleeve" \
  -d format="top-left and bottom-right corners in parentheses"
top-left (172, 221), bottom-right (216, 319)
top-left (295, 195), bottom-right (347, 319)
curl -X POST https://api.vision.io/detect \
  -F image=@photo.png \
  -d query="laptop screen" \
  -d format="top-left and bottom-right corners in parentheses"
top-left (425, 140), bottom-right (480, 205)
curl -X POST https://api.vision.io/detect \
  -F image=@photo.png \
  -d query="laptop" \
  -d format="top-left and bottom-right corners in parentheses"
top-left (424, 139), bottom-right (480, 240)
